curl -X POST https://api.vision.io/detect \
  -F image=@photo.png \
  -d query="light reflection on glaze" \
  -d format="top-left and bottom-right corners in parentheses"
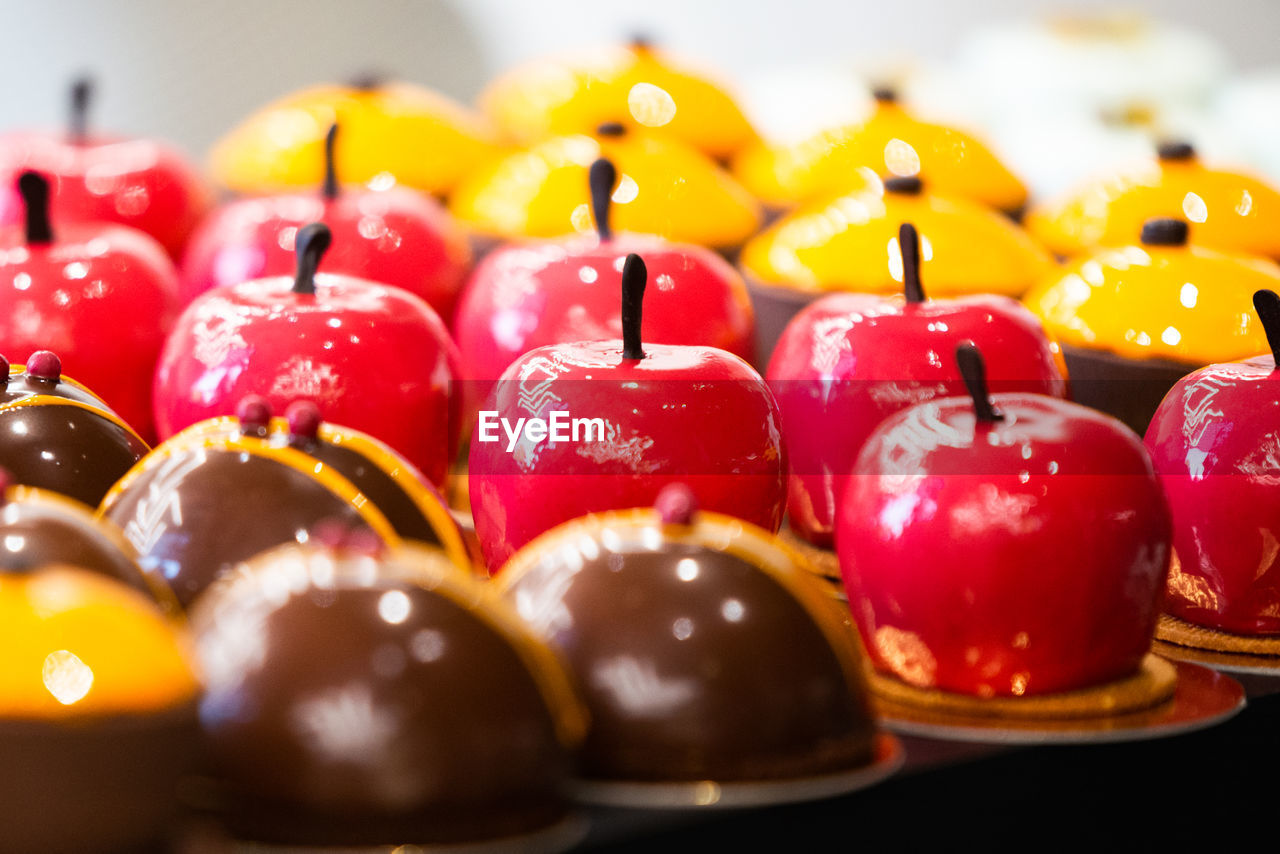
top-left (1146, 354), bottom-right (1280, 633)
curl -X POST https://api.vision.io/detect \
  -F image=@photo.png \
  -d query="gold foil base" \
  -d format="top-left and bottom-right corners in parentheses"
top-left (870, 654), bottom-right (1177, 721)
top-left (1156, 613), bottom-right (1280, 655)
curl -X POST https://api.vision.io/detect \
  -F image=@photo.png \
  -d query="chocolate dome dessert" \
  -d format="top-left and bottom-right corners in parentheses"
top-left (0, 350), bottom-right (148, 506)
top-left (0, 562), bottom-right (199, 854)
top-left (497, 484), bottom-right (878, 785)
top-left (0, 472), bottom-right (170, 608)
top-left (98, 397), bottom-right (471, 608)
top-left (190, 536), bottom-right (585, 846)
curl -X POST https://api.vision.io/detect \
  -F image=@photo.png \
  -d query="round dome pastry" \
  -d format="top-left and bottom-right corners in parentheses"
top-left (190, 536), bottom-right (585, 847)
top-left (98, 397), bottom-right (471, 608)
top-left (0, 561), bottom-right (199, 854)
top-left (449, 124), bottom-right (761, 252)
top-left (497, 484), bottom-right (879, 785)
top-left (480, 37), bottom-right (758, 160)
top-left (209, 78), bottom-right (499, 197)
top-left (0, 350), bottom-right (148, 507)
top-left (1027, 141), bottom-right (1280, 259)
top-left (1023, 216), bottom-right (1280, 431)
top-left (733, 88), bottom-right (1028, 215)
top-left (0, 472), bottom-right (170, 609)
top-left (741, 176), bottom-right (1052, 298)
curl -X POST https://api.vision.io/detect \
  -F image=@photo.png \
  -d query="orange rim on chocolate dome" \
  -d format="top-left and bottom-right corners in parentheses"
top-left (209, 77), bottom-right (500, 197)
top-left (0, 350), bottom-right (149, 508)
top-left (741, 175), bottom-right (1053, 296)
top-left (480, 37), bottom-right (759, 161)
top-left (98, 398), bottom-right (472, 608)
top-left (732, 88), bottom-right (1028, 214)
top-left (449, 123), bottom-right (761, 251)
top-left (1023, 217), bottom-right (1280, 366)
top-left (1027, 141), bottom-right (1280, 259)
top-left (497, 484), bottom-right (879, 784)
top-left (0, 474), bottom-right (177, 611)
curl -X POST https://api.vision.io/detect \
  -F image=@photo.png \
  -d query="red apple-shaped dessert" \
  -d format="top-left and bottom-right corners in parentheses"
top-left (153, 222), bottom-right (461, 486)
top-left (0, 172), bottom-right (179, 439)
top-left (470, 253), bottom-right (785, 571)
top-left (0, 78), bottom-right (211, 258)
top-left (838, 344), bottom-right (1171, 697)
top-left (0, 349), bottom-right (149, 506)
top-left (768, 223), bottom-right (1068, 547)
top-left (180, 123), bottom-right (471, 321)
top-left (1146, 289), bottom-right (1280, 635)
top-left (454, 157), bottom-right (754, 390)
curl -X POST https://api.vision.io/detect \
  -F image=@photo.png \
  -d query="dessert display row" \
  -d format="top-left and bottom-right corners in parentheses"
top-left (0, 25), bottom-right (1276, 851)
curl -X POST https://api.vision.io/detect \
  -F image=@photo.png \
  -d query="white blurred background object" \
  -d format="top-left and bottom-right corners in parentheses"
top-left (0, 0), bottom-right (1277, 196)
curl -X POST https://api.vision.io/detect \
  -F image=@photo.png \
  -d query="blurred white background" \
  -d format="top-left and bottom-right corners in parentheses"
top-left (0, 0), bottom-right (1276, 193)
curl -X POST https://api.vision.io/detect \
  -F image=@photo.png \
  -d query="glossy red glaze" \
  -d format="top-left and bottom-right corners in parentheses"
top-left (469, 340), bottom-right (785, 570)
top-left (0, 223), bottom-right (179, 438)
top-left (0, 133), bottom-right (211, 258)
top-left (153, 273), bottom-right (460, 487)
top-left (454, 233), bottom-right (754, 385)
top-left (179, 186), bottom-right (471, 321)
top-left (837, 393), bottom-right (1170, 697)
top-left (1145, 355), bottom-right (1280, 634)
top-left (767, 293), bottom-right (1067, 547)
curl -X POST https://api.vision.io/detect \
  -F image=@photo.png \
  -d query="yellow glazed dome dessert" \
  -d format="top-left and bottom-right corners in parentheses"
top-left (0, 562), bottom-right (199, 853)
top-left (449, 123), bottom-right (761, 252)
top-left (733, 89), bottom-right (1028, 215)
top-left (480, 38), bottom-right (758, 160)
top-left (1024, 216), bottom-right (1280, 431)
top-left (210, 79), bottom-right (499, 197)
top-left (742, 175), bottom-right (1052, 296)
top-left (1027, 142), bottom-right (1280, 259)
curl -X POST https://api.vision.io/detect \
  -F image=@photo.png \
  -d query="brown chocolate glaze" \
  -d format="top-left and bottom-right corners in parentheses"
top-left (0, 491), bottom-right (156, 601)
top-left (1, 367), bottom-right (107, 408)
top-left (0, 403), bottom-right (147, 506)
top-left (0, 704), bottom-right (198, 854)
top-left (192, 569), bottom-right (571, 845)
top-left (101, 450), bottom-right (378, 609)
top-left (299, 438), bottom-right (446, 546)
top-left (504, 542), bottom-right (876, 782)
top-left (1061, 344), bottom-right (1196, 435)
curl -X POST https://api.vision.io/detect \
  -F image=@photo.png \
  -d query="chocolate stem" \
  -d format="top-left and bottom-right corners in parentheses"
top-left (621, 253), bottom-right (646, 360)
top-left (1253, 290), bottom-right (1280, 367)
top-left (69, 76), bottom-right (92, 144)
top-left (293, 223), bottom-right (333, 295)
top-left (349, 71), bottom-right (385, 91)
top-left (589, 158), bottom-right (617, 242)
top-left (322, 123), bottom-right (339, 200)
top-left (18, 172), bottom-right (54, 244)
top-left (899, 222), bottom-right (925, 303)
top-left (955, 343), bottom-right (1004, 422)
